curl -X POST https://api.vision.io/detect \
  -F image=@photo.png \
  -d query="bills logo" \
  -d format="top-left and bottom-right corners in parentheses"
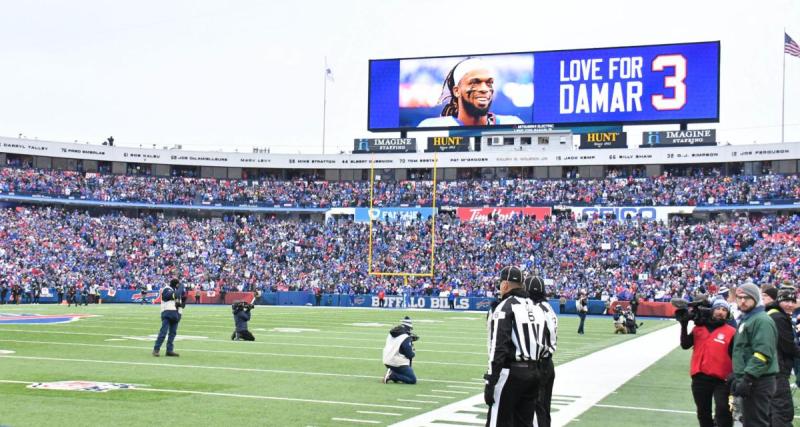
top-left (28, 381), bottom-right (136, 392)
top-left (131, 291), bottom-right (160, 304)
top-left (353, 296), bottom-right (367, 305)
top-left (475, 300), bottom-right (493, 310)
top-left (0, 313), bottom-right (95, 324)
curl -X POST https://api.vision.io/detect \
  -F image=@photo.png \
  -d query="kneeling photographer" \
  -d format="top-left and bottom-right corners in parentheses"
top-left (231, 301), bottom-right (255, 341)
top-left (676, 296), bottom-right (736, 427)
top-left (381, 316), bottom-right (418, 384)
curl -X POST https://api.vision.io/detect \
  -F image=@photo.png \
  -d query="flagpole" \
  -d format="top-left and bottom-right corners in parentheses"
top-left (782, 30), bottom-right (786, 144)
top-left (323, 56), bottom-right (328, 155)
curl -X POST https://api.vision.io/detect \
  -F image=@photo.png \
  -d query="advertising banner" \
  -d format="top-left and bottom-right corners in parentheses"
top-left (353, 138), bottom-right (417, 153)
top-left (641, 129), bottom-right (717, 147)
top-left (564, 205), bottom-right (696, 223)
top-left (354, 207), bottom-right (436, 223)
top-left (579, 131), bottom-right (628, 149)
top-left (456, 206), bottom-right (552, 222)
top-left (425, 136), bottom-right (470, 152)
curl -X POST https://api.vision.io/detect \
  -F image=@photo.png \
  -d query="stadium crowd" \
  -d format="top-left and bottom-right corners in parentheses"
top-left (0, 166), bottom-right (799, 207)
top-left (0, 206), bottom-right (797, 303)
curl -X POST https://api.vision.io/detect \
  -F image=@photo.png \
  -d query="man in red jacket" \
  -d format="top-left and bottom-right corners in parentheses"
top-left (679, 297), bottom-right (736, 427)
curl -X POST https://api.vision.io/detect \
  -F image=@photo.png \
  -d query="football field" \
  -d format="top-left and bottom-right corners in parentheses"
top-left (0, 303), bottom-right (769, 426)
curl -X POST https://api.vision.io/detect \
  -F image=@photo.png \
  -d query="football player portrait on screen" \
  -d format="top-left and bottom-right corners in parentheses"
top-left (417, 58), bottom-right (524, 127)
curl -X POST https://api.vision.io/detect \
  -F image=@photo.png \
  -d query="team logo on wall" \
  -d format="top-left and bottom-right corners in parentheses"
top-left (0, 313), bottom-right (96, 325)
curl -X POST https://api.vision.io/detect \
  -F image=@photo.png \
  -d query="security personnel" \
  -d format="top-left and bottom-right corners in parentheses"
top-left (730, 283), bottom-right (778, 427)
top-left (524, 275), bottom-right (558, 427)
top-left (152, 278), bottom-right (184, 357)
top-left (764, 286), bottom-right (800, 427)
top-left (484, 266), bottom-right (541, 427)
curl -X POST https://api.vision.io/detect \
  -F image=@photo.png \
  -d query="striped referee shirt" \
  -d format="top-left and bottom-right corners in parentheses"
top-left (530, 299), bottom-right (558, 358)
top-left (486, 288), bottom-right (549, 376)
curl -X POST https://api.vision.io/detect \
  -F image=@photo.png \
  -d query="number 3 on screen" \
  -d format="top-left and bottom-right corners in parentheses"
top-left (651, 54), bottom-right (687, 111)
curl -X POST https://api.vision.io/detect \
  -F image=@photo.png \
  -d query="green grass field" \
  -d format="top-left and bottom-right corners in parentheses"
top-left (0, 304), bottom-right (705, 426)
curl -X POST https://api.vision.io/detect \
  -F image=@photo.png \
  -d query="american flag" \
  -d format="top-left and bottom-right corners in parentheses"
top-left (787, 33), bottom-right (800, 58)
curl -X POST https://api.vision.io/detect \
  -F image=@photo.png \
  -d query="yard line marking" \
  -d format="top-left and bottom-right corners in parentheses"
top-left (0, 329), bottom-right (486, 355)
top-left (594, 404), bottom-right (694, 415)
top-left (0, 339), bottom-right (487, 367)
top-left (445, 385), bottom-right (483, 390)
top-left (431, 390), bottom-right (469, 394)
top-left (397, 399), bottom-right (437, 404)
top-left (0, 379), bottom-right (420, 410)
top-left (356, 411), bottom-right (401, 417)
top-left (0, 355), bottom-right (481, 385)
top-left (331, 418), bottom-right (380, 424)
top-left (416, 394), bottom-right (454, 399)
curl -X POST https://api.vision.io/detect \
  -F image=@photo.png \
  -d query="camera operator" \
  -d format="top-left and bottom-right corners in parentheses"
top-left (382, 316), bottom-right (417, 385)
top-left (678, 297), bottom-right (735, 427)
top-left (730, 283), bottom-right (778, 427)
top-left (623, 306), bottom-right (642, 334)
top-left (613, 305), bottom-right (626, 334)
top-left (152, 278), bottom-right (185, 357)
top-left (763, 286), bottom-right (800, 426)
top-left (576, 290), bottom-right (588, 335)
top-left (231, 301), bottom-right (255, 341)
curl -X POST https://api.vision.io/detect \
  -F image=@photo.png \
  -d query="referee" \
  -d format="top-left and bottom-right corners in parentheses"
top-left (524, 275), bottom-right (558, 427)
top-left (484, 266), bottom-right (543, 427)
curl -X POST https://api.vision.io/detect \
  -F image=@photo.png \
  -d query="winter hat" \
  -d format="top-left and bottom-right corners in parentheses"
top-left (761, 284), bottom-right (778, 302)
top-left (711, 297), bottom-right (730, 311)
top-left (737, 283), bottom-right (761, 305)
top-left (401, 316), bottom-right (413, 329)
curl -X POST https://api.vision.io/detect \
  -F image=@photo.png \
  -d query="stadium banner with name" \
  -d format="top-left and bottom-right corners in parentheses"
top-left (369, 41), bottom-right (720, 131)
top-left (456, 207), bottom-right (552, 222)
top-left (353, 138), bottom-right (417, 153)
top-left (354, 207), bottom-right (436, 223)
top-left (641, 129), bottom-right (717, 147)
top-left (579, 131), bottom-right (628, 149)
top-left (425, 136), bottom-right (470, 152)
top-left (562, 205), bottom-right (696, 223)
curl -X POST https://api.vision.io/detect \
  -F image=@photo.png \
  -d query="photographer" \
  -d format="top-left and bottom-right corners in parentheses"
top-left (382, 316), bottom-right (417, 384)
top-left (613, 305), bottom-right (626, 334)
top-left (623, 306), bottom-right (641, 334)
top-left (678, 297), bottom-right (735, 427)
top-left (231, 301), bottom-right (255, 341)
top-left (576, 290), bottom-right (588, 335)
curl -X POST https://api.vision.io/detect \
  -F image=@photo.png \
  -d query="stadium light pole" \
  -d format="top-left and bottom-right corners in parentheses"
top-left (323, 57), bottom-right (333, 155)
top-left (782, 29), bottom-right (786, 144)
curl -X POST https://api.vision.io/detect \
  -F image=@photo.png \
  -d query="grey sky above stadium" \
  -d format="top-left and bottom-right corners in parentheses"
top-left (0, 0), bottom-right (797, 154)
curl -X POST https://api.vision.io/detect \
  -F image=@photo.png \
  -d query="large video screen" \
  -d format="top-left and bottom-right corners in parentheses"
top-left (368, 41), bottom-right (719, 131)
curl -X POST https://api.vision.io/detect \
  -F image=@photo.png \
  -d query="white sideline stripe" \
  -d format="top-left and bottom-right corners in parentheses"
top-left (416, 394), bottom-right (454, 399)
top-left (356, 411), bottom-right (402, 416)
top-left (0, 380), bottom-right (420, 410)
top-left (445, 385), bottom-right (482, 390)
top-left (389, 324), bottom-right (681, 427)
top-left (594, 404), bottom-right (694, 415)
top-left (0, 339), bottom-right (486, 368)
top-left (397, 399), bottom-right (436, 404)
top-left (0, 355), bottom-right (480, 385)
top-left (0, 328), bottom-right (485, 356)
top-left (331, 418), bottom-right (380, 424)
top-left (431, 390), bottom-right (469, 394)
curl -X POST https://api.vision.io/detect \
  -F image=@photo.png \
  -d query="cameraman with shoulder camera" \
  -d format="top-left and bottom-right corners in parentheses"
top-left (381, 316), bottom-right (418, 384)
top-left (231, 301), bottom-right (255, 341)
top-left (677, 297), bottom-right (735, 427)
top-left (152, 278), bottom-right (185, 357)
top-left (730, 283), bottom-right (778, 427)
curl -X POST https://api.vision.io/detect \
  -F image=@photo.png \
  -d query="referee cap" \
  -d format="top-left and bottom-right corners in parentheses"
top-left (523, 275), bottom-right (545, 296)
top-left (499, 266), bottom-right (522, 284)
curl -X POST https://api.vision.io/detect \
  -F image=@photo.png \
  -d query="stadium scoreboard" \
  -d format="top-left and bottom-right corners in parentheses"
top-left (368, 41), bottom-right (719, 131)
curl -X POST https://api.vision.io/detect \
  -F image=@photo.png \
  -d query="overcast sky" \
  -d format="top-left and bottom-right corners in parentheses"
top-left (0, 0), bottom-right (798, 154)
